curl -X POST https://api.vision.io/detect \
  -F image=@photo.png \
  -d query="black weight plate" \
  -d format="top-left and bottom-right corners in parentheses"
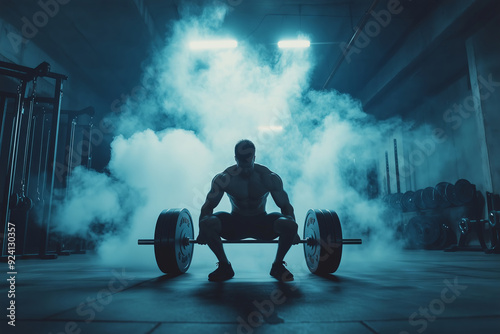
top-left (154, 210), bottom-right (169, 273)
top-left (404, 218), bottom-right (421, 249)
top-left (404, 216), bottom-right (441, 249)
top-left (154, 208), bottom-right (194, 274)
top-left (402, 191), bottom-right (416, 211)
top-left (435, 182), bottom-right (452, 208)
top-left (319, 210), bottom-right (343, 274)
top-left (389, 192), bottom-right (403, 210)
top-left (454, 179), bottom-right (475, 205)
top-left (490, 211), bottom-right (499, 228)
top-left (445, 183), bottom-right (461, 206)
top-left (432, 223), bottom-right (452, 250)
top-left (422, 187), bottom-right (439, 209)
top-left (303, 209), bottom-right (343, 274)
top-left (303, 210), bottom-right (321, 273)
top-left (382, 194), bottom-right (391, 203)
top-left (420, 216), bottom-right (441, 246)
top-left (414, 189), bottom-right (425, 210)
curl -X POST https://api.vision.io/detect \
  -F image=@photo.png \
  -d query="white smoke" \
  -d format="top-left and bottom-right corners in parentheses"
top-left (53, 3), bottom-right (421, 273)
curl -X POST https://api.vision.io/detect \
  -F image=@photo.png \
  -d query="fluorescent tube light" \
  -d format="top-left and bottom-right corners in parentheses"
top-left (277, 40), bottom-right (310, 48)
top-left (189, 40), bottom-right (238, 50)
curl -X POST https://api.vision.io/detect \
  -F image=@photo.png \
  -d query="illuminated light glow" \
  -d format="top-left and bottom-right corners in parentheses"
top-left (188, 39), bottom-right (238, 50)
top-left (258, 125), bottom-right (284, 132)
top-left (277, 40), bottom-right (311, 48)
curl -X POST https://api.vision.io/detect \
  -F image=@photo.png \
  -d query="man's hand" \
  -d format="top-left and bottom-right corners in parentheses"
top-left (292, 233), bottom-right (300, 245)
top-left (197, 216), bottom-right (210, 245)
top-left (196, 234), bottom-right (208, 245)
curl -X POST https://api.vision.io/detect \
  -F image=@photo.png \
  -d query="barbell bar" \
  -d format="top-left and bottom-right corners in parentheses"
top-left (138, 238), bottom-right (362, 245)
top-left (138, 208), bottom-right (362, 275)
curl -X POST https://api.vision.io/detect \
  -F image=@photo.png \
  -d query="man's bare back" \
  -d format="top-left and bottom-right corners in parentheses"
top-left (206, 164), bottom-right (292, 217)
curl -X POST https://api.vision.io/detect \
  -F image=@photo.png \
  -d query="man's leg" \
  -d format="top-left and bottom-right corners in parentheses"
top-left (270, 217), bottom-right (299, 281)
top-left (198, 215), bottom-right (229, 264)
top-left (198, 215), bottom-right (234, 282)
top-left (273, 217), bottom-right (299, 264)
top-left (198, 215), bottom-right (234, 281)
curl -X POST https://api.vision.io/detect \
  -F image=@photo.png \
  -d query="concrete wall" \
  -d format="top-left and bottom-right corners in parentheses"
top-left (466, 17), bottom-right (500, 194)
top-left (400, 73), bottom-right (487, 191)
top-left (380, 10), bottom-right (500, 205)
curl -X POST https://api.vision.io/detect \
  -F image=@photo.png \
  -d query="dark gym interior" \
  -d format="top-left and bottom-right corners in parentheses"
top-left (1, 0), bottom-right (499, 333)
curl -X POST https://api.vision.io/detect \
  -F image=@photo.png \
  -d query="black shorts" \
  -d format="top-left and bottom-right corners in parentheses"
top-left (213, 212), bottom-right (285, 240)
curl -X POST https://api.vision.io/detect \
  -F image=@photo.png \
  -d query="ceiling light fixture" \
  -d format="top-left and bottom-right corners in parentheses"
top-left (277, 40), bottom-right (310, 49)
top-left (188, 39), bottom-right (238, 50)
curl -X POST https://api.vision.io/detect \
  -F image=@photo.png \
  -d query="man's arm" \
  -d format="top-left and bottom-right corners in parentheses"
top-left (199, 173), bottom-right (227, 221)
top-left (269, 173), bottom-right (295, 221)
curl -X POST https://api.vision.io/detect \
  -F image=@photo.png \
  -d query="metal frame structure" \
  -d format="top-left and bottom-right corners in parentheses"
top-left (0, 60), bottom-right (67, 259)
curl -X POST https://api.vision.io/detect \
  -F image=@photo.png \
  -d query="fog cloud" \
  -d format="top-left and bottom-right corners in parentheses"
top-left (53, 3), bottom-right (422, 273)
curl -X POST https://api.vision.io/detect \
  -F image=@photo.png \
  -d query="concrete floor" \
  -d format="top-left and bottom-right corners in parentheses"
top-left (1, 248), bottom-right (499, 334)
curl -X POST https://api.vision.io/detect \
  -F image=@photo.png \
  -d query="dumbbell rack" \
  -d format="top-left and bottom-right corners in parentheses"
top-left (384, 179), bottom-right (500, 252)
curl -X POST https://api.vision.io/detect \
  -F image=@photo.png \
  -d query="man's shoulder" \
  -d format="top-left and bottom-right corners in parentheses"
top-left (214, 165), bottom-right (239, 182)
top-left (255, 165), bottom-right (282, 188)
top-left (222, 164), bottom-right (238, 175)
top-left (211, 168), bottom-right (234, 186)
top-left (254, 163), bottom-right (272, 174)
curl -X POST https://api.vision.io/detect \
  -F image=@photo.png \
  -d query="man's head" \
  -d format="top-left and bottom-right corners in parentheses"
top-left (235, 139), bottom-right (255, 176)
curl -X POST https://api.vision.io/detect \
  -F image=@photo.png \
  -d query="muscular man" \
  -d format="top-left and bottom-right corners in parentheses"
top-left (197, 139), bottom-right (299, 282)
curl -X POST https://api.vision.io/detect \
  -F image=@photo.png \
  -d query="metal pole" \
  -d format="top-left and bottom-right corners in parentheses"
top-left (0, 96), bottom-right (7, 159)
top-left (39, 78), bottom-right (64, 258)
top-left (2, 82), bottom-right (27, 256)
top-left (36, 111), bottom-right (46, 202)
top-left (86, 119), bottom-right (93, 169)
top-left (1, 117), bottom-right (17, 257)
top-left (394, 139), bottom-right (400, 193)
top-left (385, 151), bottom-right (391, 194)
top-left (66, 117), bottom-right (77, 194)
top-left (9, 81), bottom-right (27, 202)
top-left (21, 115), bottom-right (37, 256)
top-left (20, 79), bottom-right (37, 198)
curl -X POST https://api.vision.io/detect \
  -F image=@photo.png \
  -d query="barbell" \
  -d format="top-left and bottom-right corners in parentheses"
top-left (138, 208), bottom-right (362, 275)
